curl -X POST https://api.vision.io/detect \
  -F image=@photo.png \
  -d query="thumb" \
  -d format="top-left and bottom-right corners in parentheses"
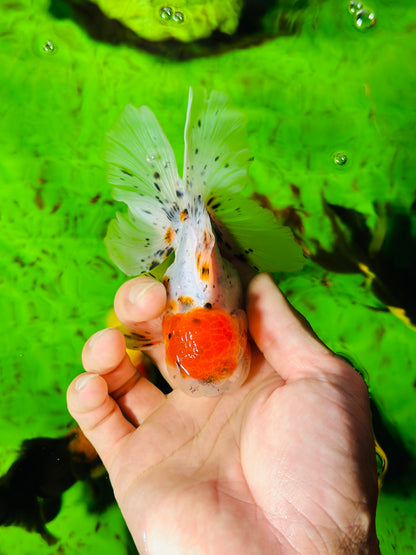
top-left (247, 273), bottom-right (331, 381)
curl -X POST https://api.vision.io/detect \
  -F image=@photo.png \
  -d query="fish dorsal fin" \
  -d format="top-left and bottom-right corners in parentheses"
top-left (183, 88), bottom-right (252, 200)
top-left (105, 104), bottom-right (182, 276)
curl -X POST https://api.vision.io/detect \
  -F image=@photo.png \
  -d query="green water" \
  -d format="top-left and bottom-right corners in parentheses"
top-left (1, 0), bottom-right (415, 553)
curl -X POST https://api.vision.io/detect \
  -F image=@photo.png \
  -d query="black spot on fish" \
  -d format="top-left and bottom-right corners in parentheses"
top-left (143, 209), bottom-right (151, 214)
top-left (154, 171), bottom-right (161, 179)
top-left (204, 302), bottom-right (212, 309)
top-left (207, 197), bottom-right (215, 206)
top-left (214, 156), bottom-right (219, 162)
top-left (149, 260), bottom-right (159, 269)
top-left (176, 190), bottom-right (184, 198)
top-left (224, 163), bottom-right (229, 168)
top-left (198, 119), bottom-right (201, 127)
top-left (195, 148), bottom-right (199, 155)
top-left (245, 248), bottom-right (254, 254)
top-left (121, 169), bottom-right (133, 176)
top-left (154, 182), bottom-right (161, 192)
top-left (235, 253), bottom-right (247, 263)
top-left (211, 203), bottom-right (221, 210)
top-left (248, 156), bottom-right (254, 162)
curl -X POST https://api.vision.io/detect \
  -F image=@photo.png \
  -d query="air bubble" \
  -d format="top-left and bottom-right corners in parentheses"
top-left (160, 6), bottom-right (173, 21)
top-left (146, 153), bottom-right (158, 162)
top-left (33, 37), bottom-right (58, 57)
top-left (334, 152), bottom-right (347, 166)
top-left (348, 0), bottom-right (363, 14)
top-left (172, 11), bottom-right (184, 24)
top-left (43, 40), bottom-right (56, 54)
top-left (355, 8), bottom-right (376, 30)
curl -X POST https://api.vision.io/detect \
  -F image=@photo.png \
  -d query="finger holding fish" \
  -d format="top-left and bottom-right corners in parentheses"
top-left (73, 325), bottom-right (166, 429)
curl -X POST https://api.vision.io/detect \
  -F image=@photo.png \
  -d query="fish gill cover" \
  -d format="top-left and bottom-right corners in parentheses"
top-left (0, 0), bottom-right (416, 552)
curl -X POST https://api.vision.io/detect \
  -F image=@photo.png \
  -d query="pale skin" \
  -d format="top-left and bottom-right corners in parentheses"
top-left (67, 273), bottom-right (380, 554)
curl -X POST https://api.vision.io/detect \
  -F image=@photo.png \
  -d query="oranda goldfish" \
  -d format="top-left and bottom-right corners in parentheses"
top-left (105, 88), bottom-right (303, 396)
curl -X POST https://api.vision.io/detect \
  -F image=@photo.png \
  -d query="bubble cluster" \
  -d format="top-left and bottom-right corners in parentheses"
top-left (334, 152), bottom-right (348, 166)
top-left (348, 1), bottom-right (376, 30)
top-left (159, 6), bottom-right (185, 24)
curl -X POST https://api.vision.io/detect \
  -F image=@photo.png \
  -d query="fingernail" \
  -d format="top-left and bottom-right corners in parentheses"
top-left (88, 328), bottom-right (110, 349)
top-left (75, 373), bottom-right (99, 391)
top-left (128, 280), bottom-right (158, 306)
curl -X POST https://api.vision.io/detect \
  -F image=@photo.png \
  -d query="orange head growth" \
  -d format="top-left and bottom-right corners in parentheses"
top-left (162, 307), bottom-right (246, 382)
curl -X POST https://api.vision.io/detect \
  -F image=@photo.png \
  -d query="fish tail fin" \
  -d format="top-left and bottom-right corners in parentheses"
top-left (182, 88), bottom-right (304, 273)
top-left (182, 88), bottom-right (251, 200)
top-left (104, 104), bottom-right (183, 275)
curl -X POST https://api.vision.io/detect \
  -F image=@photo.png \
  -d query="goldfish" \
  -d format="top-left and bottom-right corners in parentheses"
top-left (0, 427), bottom-right (104, 545)
top-left (105, 88), bottom-right (303, 396)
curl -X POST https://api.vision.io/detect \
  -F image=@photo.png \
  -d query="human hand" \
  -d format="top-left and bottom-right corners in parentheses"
top-left (67, 273), bottom-right (380, 554)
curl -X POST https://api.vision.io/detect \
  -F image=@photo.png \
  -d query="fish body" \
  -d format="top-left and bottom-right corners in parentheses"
top-left (161, 193), bottom-right (250, 395)
top-left (105, 88), bottom-right (303, 396)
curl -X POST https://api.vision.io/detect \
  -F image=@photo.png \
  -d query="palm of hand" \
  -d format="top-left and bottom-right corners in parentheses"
top-left (68, 274), bottom-right (379, 554)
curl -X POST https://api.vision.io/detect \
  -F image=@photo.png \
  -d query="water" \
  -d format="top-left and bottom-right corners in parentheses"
top-left (1, 0), bottom-right (415, 552)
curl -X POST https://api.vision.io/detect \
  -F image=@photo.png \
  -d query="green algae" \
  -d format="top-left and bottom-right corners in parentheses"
top-left (89, 0), bottom-right (243, 42)
top-left (1, 0), bottom-right (416, 552)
